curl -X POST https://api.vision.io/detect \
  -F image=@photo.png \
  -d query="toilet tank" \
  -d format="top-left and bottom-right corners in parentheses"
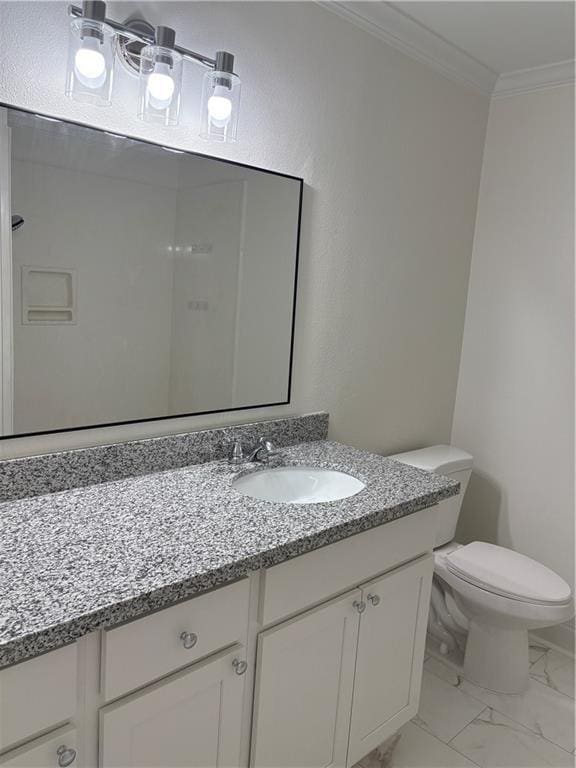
top-left (389, 445), bottom-right (473, 548)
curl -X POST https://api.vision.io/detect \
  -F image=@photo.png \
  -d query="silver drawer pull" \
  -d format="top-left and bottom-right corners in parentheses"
top-left (56, 745), bottom-right (77, 767)
top-left (367, 593), bottom-right (381, 607)
top-left (232, 658), bottom-right (248, 675)
top-left (180, 631), bottom-right (198, 649)
top-left (353, 600), bottom-right (366, 614)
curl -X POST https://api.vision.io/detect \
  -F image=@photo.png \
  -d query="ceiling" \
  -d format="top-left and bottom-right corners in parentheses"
top-left (322, 1), bottom-right (576, 95)
top-left (392, 2), bottom-right (575, 75)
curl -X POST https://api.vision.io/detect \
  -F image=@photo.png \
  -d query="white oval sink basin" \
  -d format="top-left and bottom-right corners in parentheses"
top-left (232, 466), bottom-right (365, 504)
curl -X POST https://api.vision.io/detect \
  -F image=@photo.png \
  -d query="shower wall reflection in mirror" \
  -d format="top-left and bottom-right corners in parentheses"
top-left (0, 107), bottom-right (302, 437)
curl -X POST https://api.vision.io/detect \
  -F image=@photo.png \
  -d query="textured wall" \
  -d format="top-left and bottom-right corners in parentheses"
top-left (452, 86), bottom-right (575, 597)
top-left (0, 1), bottom-right (489, 457)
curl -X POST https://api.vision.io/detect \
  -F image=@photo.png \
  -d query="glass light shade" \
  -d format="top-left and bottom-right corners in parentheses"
top-left (66, 18), bottom-right (115, 106)
top-left (138, 46), bottom-right (183, 126)
top-left (200, 70), bottom-right (241, 143)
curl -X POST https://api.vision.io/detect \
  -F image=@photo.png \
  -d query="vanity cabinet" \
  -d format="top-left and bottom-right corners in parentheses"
top-left (100, 646), bottom-right (247, 768)
top-left (251, 554), bottom-right (432, 768)
top-left (0, 507), bottom-right (437, 768)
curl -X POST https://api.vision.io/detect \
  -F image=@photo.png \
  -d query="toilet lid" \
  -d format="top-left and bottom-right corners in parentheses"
top-left (446, 542), bottom-right (572, 605)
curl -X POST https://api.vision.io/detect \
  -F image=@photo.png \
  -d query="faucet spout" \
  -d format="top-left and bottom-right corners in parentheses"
top-left (246, 438), bottom-right (279, 464)
top-left (228, 437), bottom-right (281, 465)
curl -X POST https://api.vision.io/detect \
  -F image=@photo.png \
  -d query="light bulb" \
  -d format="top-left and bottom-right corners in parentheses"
top-left (207, 85), bottom-right (232, 127)
top-left (147, 62), bottom-right (175, 110)
top-left (74, 36), bottom-right (106, 88)
top-left (200, 64), bottom-right (240, 141)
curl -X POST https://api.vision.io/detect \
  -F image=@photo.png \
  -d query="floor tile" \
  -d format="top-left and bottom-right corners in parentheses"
top-left (531, 650), bottom-right (575, 699)
top-left (390, 722), bottom-right (478, 767)
top-left (413, 669), bottom-right (485, 743)
top-left (451, 708), bottom-right (575, 767)
top-left (426, 657), bottom-right (575, 753)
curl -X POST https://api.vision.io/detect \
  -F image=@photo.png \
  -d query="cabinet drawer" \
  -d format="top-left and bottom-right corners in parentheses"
top-left (0, 645), bottom-right (77, 752)
top-left (0, 726), bottom-right (77, 768)
top-left (102, 578), bottom-right (250, 700)
top-left (260, 506), bottom-right (437, 626)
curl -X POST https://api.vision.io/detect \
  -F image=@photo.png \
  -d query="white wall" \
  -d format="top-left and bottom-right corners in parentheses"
top-left (452, 87), bottom-right (575, 603)
top-left (0, 1), bottom-right (489, 456)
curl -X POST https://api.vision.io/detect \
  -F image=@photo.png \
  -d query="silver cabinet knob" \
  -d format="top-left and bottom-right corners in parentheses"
top-left (367, 593), bottom-right (381, 607)
top-left (353, 600), bottom-right (366, 614)
top-left (180, 631), bottom-right (198, 649)
top-left (56, 745), bottom-right (77, 767)
top-left (232, 658), bottom-right (248, 675)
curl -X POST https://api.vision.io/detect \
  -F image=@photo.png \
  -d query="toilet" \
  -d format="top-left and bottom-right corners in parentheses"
top-left (390, 445), bottom-right (574, 695)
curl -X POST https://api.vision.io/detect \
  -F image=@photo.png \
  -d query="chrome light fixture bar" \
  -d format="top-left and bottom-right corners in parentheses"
top-left (66, 1), bottom-right (241, 142)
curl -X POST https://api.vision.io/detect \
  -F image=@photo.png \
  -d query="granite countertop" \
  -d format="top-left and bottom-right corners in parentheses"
top-left (0, 440), bottom-right (458, 668)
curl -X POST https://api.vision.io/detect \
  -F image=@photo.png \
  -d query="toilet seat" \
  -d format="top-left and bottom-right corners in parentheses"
top-left (445, 542), bottom-right (572, 606)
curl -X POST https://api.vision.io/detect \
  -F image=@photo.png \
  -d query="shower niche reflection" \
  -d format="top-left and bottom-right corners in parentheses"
top-left (3, 107), bottom-right (302, 437)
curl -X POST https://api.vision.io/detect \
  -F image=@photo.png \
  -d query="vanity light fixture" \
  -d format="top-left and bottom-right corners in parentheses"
top-left (138, 26), bottom-right (182, 126)
top-left (66, 1), bottom-right (241, 141)
top-left (200, 51), bottom-right (241, 143)
top-left (66, 1), bottom-right (115, 105)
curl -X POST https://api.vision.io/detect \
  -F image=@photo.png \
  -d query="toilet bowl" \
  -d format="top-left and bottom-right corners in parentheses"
top-left (434, 542), bottom-right (573, 693)
top-left (390, 445), bottom-right (574, 694)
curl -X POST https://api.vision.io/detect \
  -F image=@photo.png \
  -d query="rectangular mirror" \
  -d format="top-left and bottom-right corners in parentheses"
top-left (1, 107), bottom-right (302, 437)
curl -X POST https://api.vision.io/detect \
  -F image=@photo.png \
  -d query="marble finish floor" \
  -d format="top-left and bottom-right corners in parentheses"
top-left (356, 644), bottom-right (575, 768)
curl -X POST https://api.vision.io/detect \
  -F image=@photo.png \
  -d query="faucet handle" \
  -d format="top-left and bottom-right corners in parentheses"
top-left (260, 438), bottom-right (280, 462)
top-left (228, 440), bottom-right (244, 465)
top-left (244, 437), bottom-right (282, 463)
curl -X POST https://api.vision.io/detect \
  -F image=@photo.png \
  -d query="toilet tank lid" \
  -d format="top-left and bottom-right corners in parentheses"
top-left (390, 445), bottom-right (473, 474)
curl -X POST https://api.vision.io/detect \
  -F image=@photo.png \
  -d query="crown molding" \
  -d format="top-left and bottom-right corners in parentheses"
top-left (493, 60), bottom-right (575, 97)
top-left (318, 1), bottom-right (498, 95)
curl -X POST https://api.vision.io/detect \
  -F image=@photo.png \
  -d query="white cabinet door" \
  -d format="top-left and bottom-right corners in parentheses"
top-left (251, 589), bottom-right (361, 768)
top-left (347, 555), bottom-right (433, 766)
top-left (100, 646), bottom-right (246, 768)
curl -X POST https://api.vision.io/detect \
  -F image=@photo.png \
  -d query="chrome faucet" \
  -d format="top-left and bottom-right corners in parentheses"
top-left (228, 437), bottom-right (280, 465)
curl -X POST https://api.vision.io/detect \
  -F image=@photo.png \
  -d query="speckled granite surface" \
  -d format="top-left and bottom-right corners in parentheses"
top-left (0, 413), bottom-right (328, 502)
top-left (0, 440), bottom-right (458, 668)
